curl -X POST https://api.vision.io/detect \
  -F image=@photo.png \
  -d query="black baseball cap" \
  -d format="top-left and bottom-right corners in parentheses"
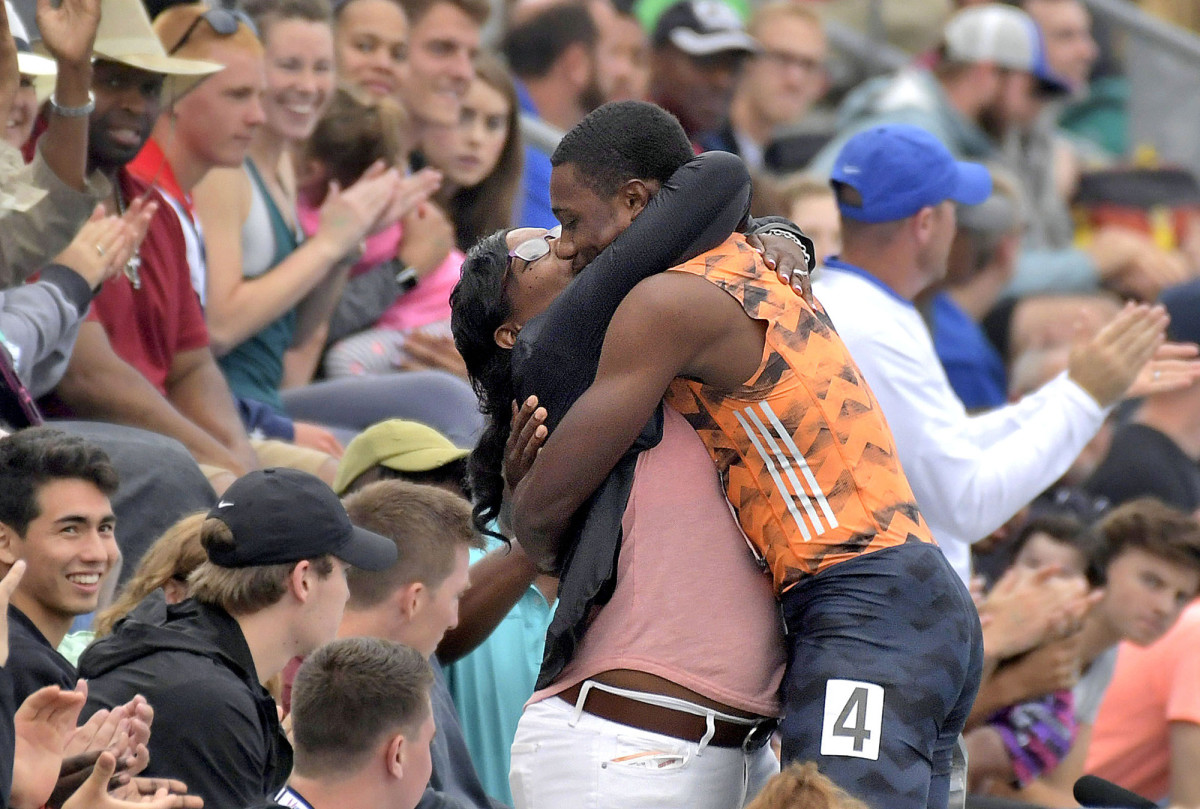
top-left (205, 468), bottom-right (397, 570)
top-left (652, 0), bottom-right (759, 57)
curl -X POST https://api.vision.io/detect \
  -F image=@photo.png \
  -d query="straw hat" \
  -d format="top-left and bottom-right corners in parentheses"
top-left (92, 0), bottom-right (223, 98)
top-left (6, 2), bottom-right (56, 76)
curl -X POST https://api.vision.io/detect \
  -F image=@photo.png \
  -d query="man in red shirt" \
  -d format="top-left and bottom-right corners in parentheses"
top-left (46, 1), bottom-right (333, 580)
top-left (51, 1), bottom-right (337, 573)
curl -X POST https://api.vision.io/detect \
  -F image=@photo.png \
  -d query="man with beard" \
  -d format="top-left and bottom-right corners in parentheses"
top-left (502, 0), bottom-right (604, 228)
top-left (648, 0), bottom-right (760, 147)
top-left (808, 4), bottom-right (1053, 174)
top-left (51, 0), bottom-right (336, 577)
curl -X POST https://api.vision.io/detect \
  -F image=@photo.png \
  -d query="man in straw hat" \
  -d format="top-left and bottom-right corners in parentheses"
top-left (55, 0), bottom-right (340, 551)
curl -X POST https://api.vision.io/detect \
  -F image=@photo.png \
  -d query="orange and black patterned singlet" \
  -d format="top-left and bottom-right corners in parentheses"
top-left (664, 233), bottom-right (936, 593)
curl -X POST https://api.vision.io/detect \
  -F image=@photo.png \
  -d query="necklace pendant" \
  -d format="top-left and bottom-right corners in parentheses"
top-left (124, 253), bottom-right (142, 290)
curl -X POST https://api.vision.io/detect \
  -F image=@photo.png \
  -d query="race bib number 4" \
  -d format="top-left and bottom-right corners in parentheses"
top-left (820, 679), bottom-right (884, 760)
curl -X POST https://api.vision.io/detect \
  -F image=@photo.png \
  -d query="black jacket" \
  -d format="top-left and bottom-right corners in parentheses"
top-left (7, 604), bottom-right (77, 705)
top-left (78, 595), bottom-right (292, 809)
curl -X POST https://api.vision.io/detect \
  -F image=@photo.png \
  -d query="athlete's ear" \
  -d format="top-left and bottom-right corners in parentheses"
top-left (494, 321), bottom-right (520, 350)
top-left (621, 179), bottom-right (653, 219)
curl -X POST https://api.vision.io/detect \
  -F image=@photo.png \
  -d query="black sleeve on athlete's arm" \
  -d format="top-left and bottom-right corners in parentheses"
top-left (513, 150), bottom-right (751, 430)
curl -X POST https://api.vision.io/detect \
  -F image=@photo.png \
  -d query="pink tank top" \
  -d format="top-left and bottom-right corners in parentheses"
top-left (531, 406), bottom-right (786, 717)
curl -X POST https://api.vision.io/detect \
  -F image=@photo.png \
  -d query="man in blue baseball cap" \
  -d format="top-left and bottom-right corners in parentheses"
top-left (810, 123), bottom-right (1183, 588)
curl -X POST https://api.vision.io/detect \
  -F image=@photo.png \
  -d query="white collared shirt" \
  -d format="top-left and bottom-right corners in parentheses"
top-left (814, 260), bottom-right (1108, 582)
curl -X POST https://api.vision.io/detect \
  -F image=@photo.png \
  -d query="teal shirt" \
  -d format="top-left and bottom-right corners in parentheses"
top-left (216, 161), bottom-right (299, 413)
top-left (445, 541), bottom-right (556, 806)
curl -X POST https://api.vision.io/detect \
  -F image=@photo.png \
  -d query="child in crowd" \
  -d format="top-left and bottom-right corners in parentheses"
top-left (299, 87), bottom-right (461, 379)
top-left (969, 497), bottom-right (1200, 806)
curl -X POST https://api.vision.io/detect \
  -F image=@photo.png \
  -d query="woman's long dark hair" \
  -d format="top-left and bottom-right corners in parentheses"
top-left (449, 230), bottom-right (514, 540)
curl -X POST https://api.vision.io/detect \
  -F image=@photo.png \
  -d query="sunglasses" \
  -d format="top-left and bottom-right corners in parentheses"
top-left (168, 8), bottom-right (257, 55)
top-left (507, 225), bottom-right (561, 268)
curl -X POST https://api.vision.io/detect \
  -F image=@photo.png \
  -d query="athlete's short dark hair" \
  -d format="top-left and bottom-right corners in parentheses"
top-left (551, 101), bottom-right (693, 196)
top-left (0, 428), bottom-right (118, 536)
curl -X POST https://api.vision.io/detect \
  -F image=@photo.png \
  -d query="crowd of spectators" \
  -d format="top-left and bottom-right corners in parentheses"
top-left (0, 0), bottom-right (1198, 807)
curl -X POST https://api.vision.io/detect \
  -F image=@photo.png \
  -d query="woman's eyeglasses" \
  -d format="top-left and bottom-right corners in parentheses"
top-left (507, 225), bottom-right (562, 269)
top-left (168, 8), bottom-right (257, 55)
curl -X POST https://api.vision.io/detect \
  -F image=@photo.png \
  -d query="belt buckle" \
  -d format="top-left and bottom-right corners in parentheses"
top-left (741, 718), bottom-right (778, 753)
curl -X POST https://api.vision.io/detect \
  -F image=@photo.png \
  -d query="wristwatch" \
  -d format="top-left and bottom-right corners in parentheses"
top-left (395, 265), bottom-right (419, 294)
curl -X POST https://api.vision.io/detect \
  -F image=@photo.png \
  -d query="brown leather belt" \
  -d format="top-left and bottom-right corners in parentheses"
top-left (558, 682), bottom-right (776, 750)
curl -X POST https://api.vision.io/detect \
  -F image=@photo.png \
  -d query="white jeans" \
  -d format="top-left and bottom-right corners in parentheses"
top-left (509, 691), bottom-right (779, 809)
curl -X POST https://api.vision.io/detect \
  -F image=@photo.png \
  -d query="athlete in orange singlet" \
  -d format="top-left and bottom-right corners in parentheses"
top-left (508, 102), bottom-right (983, 809)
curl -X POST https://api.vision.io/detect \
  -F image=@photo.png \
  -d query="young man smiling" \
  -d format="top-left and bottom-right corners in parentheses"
top-left (397, 0), bottom-right (487, 133)
top-left (0, 427), bottom-right (119, 704)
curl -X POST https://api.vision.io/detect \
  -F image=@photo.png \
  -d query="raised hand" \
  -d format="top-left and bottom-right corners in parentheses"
top-left (54, 205), bottom-right (139, 289)
top-left (374, 167), bottom-right (442, 233)
top-left (61, 752), bottom-right (203, 809)
top-left (979, 565), bottom-right (1099, 662)
top-left (316, 163), bottom-right (400, 259)
top-left (1127, 341), bottom-right (1200, 398)
top-left (0, 559), bottom-right (25, 666)
top-left (113, 196), bottom-right (159, 279)
top-left (1068, 302), bottom-right (1170, 407)
top-left (747, 229), bottom-right (816, 306)
top-left (35, 0), bottom-right (101, 68)
top-left (65, 693), bottom-right (152, 773)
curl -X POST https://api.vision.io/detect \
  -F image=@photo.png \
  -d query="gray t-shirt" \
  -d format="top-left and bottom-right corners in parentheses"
top-left (1073, 645), bottom-right (1119, 725)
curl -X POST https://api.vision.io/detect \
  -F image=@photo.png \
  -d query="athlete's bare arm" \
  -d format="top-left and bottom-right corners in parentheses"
top-left (512, 271), bottom-right (762, 569)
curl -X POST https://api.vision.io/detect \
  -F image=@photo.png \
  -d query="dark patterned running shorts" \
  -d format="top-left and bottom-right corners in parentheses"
top-left (779, 542), bottom-right (984, 809)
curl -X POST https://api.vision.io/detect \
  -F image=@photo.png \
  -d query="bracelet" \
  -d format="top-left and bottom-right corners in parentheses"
top-left (49, 91), bottom-right (96, 118)
top-left (760, 228), bottom-right (814, 272)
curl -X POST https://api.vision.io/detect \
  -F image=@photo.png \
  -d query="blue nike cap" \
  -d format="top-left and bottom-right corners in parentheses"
top-left (831, 124), bottom-right (993, 224)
